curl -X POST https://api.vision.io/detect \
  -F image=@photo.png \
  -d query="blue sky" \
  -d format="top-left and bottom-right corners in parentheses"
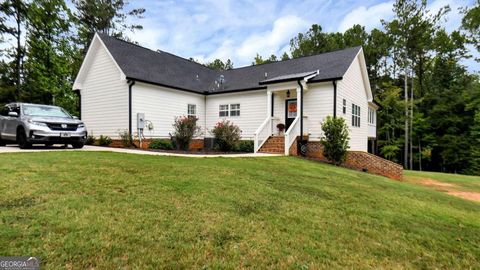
top-left (124, 0), bottom-right (478, 72)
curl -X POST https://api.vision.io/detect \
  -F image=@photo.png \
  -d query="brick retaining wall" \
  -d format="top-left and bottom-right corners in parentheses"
top-left (290, 140), bottom-right (403, 180)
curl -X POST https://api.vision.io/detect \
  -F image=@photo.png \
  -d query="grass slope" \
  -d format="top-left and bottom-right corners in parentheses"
top-left (0, 152), bottom-right (479, 269)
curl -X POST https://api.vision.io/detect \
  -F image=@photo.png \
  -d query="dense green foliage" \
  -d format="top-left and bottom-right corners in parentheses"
top-left (172, 116), bottom-right (201, 150)
top-left (0, 152), bottom-right (478, 268)
top-left (321, 116), bottom-right (350, 165)
top-left (235, 140), bottom-right (254, 153)
top-left (148, 139), bottom-right (174, 150)
top-left (0, 0), bottom-right (145, 115)
top-left (211, 120), bottom-right (241, 152)
top-left (97, 135), bottom-right (112, 146)
top-left (205, 59), bottom-right (233, 70)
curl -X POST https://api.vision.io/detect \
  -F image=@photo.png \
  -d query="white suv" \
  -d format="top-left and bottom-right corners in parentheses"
top-left (0, 103), bottom-right (87, 149)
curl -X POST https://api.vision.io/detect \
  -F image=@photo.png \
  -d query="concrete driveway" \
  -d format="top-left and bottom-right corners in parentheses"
top-left (0, 144), bottom-right (281, 158)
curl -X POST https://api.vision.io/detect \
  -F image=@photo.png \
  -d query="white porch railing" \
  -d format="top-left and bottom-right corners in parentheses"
top-left (254, 116), bottom-right (274, 153)
top-left (284, 116), bottom-right (300, 155)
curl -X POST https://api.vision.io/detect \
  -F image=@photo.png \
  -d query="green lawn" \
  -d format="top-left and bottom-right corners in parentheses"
top-left (405, 170), bottom-right (480, 192)
top-left (0, 152), bottom-right (479, 269)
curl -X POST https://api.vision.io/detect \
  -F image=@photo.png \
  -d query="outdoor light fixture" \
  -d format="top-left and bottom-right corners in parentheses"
top-left (286, 90), bottom-right (290, 98)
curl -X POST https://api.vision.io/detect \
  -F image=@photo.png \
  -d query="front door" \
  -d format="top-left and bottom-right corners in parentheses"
top-left (285, 99), bottom-right (297, 131)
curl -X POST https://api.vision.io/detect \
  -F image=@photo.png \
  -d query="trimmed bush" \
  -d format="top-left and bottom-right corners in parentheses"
top-left (172, 116), bottom-right (201, 150)
top-left (236, 140), bottom-right (254, 153)
top-left (320, 116), bottom-right (349, 165)
top-left (118, 130), bottom-right (133, 147)
top-left (85, 134), bottom-right (96, 145)
top-left (149, 139), bottom-right (173, 150)
top-left (211, 120), bottom-right (241, 152)
top-left (97, 135), bottom-right (112, 146)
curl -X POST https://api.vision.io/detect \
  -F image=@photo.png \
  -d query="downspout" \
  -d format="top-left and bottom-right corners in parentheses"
top-left (271, 92), bottom-right (274, 117)
top-left (74, 90), bottom-right (81, 119)
top-left (333, 80), bottom-right (337, 118)
top-left (297, 80), bottom-right (304, 141)
top-left (128, 80), bottom-right (135, 138)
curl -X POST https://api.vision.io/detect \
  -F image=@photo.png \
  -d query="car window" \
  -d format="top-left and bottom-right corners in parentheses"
top-left (22, 104), bottom-right (71, 118)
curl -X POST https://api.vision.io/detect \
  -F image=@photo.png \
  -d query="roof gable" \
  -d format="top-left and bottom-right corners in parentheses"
top-left (73, 34), bottom-right (126, 90)
top-left (77, 33), bottom-right (363, 94)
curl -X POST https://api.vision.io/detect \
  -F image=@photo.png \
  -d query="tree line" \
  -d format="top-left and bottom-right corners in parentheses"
top-left (0, 0), bottom-right (145, 113)
top-left (1, 0), bottom-right (479, 174)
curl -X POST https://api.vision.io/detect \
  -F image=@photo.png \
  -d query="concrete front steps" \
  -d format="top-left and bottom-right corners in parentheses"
top-left (258, 136), bottom-right (285, 154)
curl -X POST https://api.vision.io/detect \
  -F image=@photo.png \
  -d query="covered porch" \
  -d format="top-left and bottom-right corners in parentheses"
top-left (254, 71), bottom-right (319, 155)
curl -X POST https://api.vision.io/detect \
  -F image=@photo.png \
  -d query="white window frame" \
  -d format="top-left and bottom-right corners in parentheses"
top-left (188, 104), bottom-right (196, 118)
top-left (368, 107), bottom-right (375, 125)
top-left (230, 103), bottom-right (240, 117)
top-left (219, 104), bottom-right (229, 117)
top-left (352, 104), bottom-right (361, 127)
top-left (342, 99), bottom-right (347, 114)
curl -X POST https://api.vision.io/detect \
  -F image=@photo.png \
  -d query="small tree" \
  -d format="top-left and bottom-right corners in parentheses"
top-left (172, 116), bottom-right (201, 150)
top-left (321, 116), bottom-right (349, 165)
top-left (211, 120), bottom-right (241, 152)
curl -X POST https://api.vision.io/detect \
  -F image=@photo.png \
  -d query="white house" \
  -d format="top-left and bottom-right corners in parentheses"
top-left (73, 33), bottom-right (377, 155)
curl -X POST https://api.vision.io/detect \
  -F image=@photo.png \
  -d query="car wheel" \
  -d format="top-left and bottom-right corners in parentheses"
top-left (72, 142), bottom-right (84, 149)
top-left (45, 143), bottom-right (54, 147)
top-left (0, 136), bottom-right (5, 146)
top-left (17, 128), bottom-right (32, 149)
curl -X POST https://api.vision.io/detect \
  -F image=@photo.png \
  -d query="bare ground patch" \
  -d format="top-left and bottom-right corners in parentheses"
top-left (406, 176), bottom-right (480, 202)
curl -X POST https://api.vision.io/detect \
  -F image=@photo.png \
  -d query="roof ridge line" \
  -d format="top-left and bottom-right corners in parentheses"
top-left (96, 32), bottom-right (361, 72)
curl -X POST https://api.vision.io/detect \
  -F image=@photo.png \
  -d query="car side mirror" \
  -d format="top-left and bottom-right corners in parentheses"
top-left (8, 112), bottom-right (18, 117)
top-left (72, 116), bottom-right (79, 120)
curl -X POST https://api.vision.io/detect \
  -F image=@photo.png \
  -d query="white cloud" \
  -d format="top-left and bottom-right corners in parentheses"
top-left (338, 1), bottom-right (394, 32)
top-left (234, 15), bottom-right (308, 62)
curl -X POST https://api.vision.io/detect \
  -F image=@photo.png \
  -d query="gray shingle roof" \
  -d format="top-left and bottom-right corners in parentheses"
top-left (98, 33), bottom-right (361, 94)
top-left (259, 70), bottom-right (319, 85)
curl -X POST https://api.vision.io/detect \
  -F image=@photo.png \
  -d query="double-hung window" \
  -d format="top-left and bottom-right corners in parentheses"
top-left (188, 104), bottom-right (196, 118)
top-left (352, 104), bottom-right (361, 127)
top-left (230, 104), bottom-right (240, 117)
top-left (342, 99), bottom-right (347, 114)
top-left (219, 104), bottom-right (240, 117)
top-left (368, 107), bottom-right (375, 125)
top-left (219, 104), bottom-right (229, 117)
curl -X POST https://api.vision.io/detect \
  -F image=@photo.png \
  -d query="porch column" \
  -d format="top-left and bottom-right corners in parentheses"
top-left (267, 90), bottom-right (273, 135)
top-left (267, 90), bottom-right (272, 117)
top-left (296, 84), bottom-right (303, 139)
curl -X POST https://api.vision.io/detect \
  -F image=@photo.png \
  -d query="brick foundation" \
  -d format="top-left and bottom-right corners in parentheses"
top-left (290, 140), bottom-right (403, 180)
top-left (110, 138), bottom-right (204, 151)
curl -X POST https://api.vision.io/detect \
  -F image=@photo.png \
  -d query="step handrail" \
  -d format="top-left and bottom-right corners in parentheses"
top-left (284, 116), bottom-right (300, 155)
top-left (254, 116), bottom-right (273, 153)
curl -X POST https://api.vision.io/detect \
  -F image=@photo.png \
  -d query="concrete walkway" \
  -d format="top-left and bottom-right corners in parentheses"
top-left (0, 145), bottom-right (281, 158)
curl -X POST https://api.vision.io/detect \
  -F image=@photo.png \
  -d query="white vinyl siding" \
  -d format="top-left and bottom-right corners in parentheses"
top-left (132, 82), bottom-right (205, 138)
top-left (303, 82), bottom-right (334, 140)
top-left (336, 54), bottom-right (369, 151)
top-left (80, 44), bottom-right (128, 138)
top-left (206, 90), bottom-right (267, 140)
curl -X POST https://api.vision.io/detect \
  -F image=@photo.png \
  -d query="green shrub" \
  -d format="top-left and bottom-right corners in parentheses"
top-left (320, 116), bottom-right (349, 165)
top-left (172, 116), bottom-right (201, 150)
top-left (235, 140), bottom-right (254, 152)
top-left (149, 139), bottom-right (173, 150)
top-left (118, 130), bottom-right (133, 147)
top-left (97, 135), bottom-right (112, 146)
top-left (85, 133), bottom-right (96, 145)
top-left (211, 120), bottom-right (241, 152)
